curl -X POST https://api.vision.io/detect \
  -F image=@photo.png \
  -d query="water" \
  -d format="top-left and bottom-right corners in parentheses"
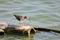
top-left (0, 0), bottom-right (60, 40)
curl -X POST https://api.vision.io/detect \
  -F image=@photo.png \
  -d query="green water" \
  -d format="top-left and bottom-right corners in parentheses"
top-left (0, 0), bottom-right (60, 40)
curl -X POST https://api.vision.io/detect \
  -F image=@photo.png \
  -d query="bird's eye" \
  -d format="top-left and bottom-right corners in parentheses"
top-left (24, 16), bottom-right (27, 19)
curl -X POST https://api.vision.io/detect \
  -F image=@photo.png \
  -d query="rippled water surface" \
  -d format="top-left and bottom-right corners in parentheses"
top-left (0, 0), bottom-right (60, 40)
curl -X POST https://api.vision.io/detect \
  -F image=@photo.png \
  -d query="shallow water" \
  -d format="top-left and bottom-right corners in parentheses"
top-left (0, 0), bottom-right (60, 40)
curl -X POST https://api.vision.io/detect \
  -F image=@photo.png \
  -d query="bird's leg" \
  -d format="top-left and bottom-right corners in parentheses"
top-left (28, 30), bottom-right (31, 40)
top-left (32, 27), bottom-right (36, 33)
top-left (32, 26), bottom-right (39, 32)
top-left (22, 30), bottom-right (25, 34)
top-left (28, 30), bottom-right (31, 38)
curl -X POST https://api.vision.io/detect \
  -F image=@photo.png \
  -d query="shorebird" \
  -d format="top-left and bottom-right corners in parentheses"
top-left (14, 15), bottom-right (30, 26)
top-left (14, 15), bottom-right (29, 21)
